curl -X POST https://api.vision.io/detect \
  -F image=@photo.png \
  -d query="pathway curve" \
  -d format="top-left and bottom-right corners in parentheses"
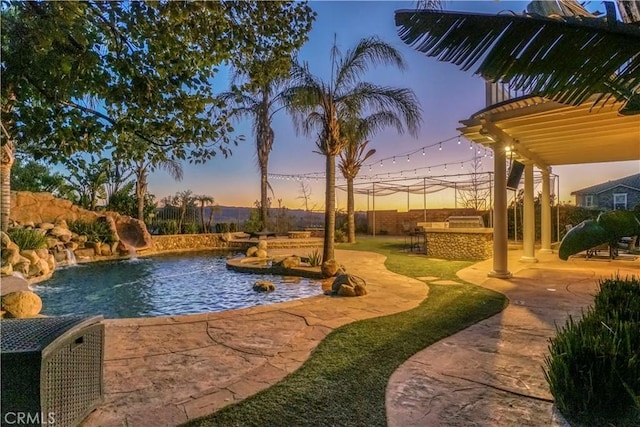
top-left (386, 251), bottom-right (639, 426)
top-left (82, 249), bottom-right (428, 426)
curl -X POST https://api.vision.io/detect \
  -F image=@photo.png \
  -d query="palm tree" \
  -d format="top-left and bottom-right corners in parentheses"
top-left (286, 36), bottom-right (421, 262)
top-left (133, 156), bottom-right (183, 221)
top-left (219, 70), bottom-right (291, 231)
top-left (338, 118), bottom-right (378, 243)
top-left (195, 194), bottom-right (215, 233)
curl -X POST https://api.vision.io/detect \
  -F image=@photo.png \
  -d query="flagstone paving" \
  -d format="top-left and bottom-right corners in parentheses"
top-left (386, 251), bottom-right (639, 427)
top-left (81, 249), bottom-right (428, 427)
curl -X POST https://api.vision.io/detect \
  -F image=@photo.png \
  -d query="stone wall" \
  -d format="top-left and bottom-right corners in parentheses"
top-left (151, 234), bottom-right (228, 253)
top-left (367, 208), bottom-right (481, 235)
top-left (11, 191), bottom-right (102, 224)
top-left (425, 228), bottom-right (493, 260)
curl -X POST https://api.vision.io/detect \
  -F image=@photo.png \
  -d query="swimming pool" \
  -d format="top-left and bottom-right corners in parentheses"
top-left (32, 251), bottom-right (323, 319)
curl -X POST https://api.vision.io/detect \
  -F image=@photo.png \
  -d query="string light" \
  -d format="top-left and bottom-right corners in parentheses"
top-left (422, 148), bottom-right (425, 156)
top-left (439, 142), bottom-right (442, 151)
top-left (469, 142), bottom-right (473, 150)
top-left (392, 156), bottom-right (396, 164)
top-left (407, 155), bottom-right (410, 162)
top-left (457, 136), bottom-right (461, 144)
top-left (380, 160), bottom-right (383, 167)
top-left (460, 162), bottom-right (464, 169)
top-left (444, 164), bottom-right (447, 171)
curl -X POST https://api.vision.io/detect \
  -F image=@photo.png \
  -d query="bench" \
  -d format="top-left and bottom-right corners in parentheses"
top-left (248, 231), bottom-right (277, 239)
top-left (288, 231), bottom-right (311, 239)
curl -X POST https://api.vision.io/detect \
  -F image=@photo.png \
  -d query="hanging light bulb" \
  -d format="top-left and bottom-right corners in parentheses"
top-left (422, 148), bottom-right (425, 156)
top-left (460, 162), bottom-right (464, 169)
top-left (484, 149), bottom-right (488, 157)
top-left (457, 136), bottom-right (461, 145)
top-left (444, 164), bottom-right (447, 171)
top-left (414, 169), bottom-right (417, 175)
top-left (380, 160), bottom-right (383, 167)
top-left (439, 142), bottom-right (442, 151)
top-left (407, 155), bottom-right (410, 162)
top-left (469, 142), bottom-right (473, 150)
top-left (428, 167), bottom-right (431, 174)
top-left (393, 157), bottom-right (396, 164)
top-left (369, 165), bottom-right (372, 172)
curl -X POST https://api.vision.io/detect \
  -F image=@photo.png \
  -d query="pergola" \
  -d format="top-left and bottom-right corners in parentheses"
top-left (395, 3), bottom-right (640, 277)
top-left (459, 95), bottom-right (639, 277)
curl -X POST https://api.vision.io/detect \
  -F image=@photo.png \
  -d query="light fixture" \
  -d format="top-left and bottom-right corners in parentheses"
top-left (422, 148), bottom-right (425, 156)
top-left (469, 142), bottom-right (473, 150)
top-left (407, 155), bottom-right (410, 162)
top-left (444, 164), bottom-right (447, 171)
top-left (438, 143), bottom-right (442, 151)
top-left (393, 157), bottom-right (396, 164)
top-left (380, 160), bottom-right (383, 167)
top-left (457, 136), bottom-right (461, 145)
top-left (460, 162), bottom-right (464, 169)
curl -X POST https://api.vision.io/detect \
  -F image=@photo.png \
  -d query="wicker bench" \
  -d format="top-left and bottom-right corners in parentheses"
top-left (288, 231), bottom-right (312, 239)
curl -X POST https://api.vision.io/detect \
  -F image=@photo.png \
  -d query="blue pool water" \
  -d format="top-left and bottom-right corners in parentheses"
top-left (32, 251), bottom-right (323, 319)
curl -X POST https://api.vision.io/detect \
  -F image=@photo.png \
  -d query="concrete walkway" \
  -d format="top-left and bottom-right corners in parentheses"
top-left (82, 249), bottom-right (428, 426)
top-left (386, 250), bottom-right (639, 426)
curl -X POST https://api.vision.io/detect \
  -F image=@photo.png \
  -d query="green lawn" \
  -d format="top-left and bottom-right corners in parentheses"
top-left (184, 237), bottom-right (507, 427)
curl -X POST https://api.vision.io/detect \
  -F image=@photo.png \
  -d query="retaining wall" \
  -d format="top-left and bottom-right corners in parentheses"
top-left (425, 228), bottom-right (493, 260)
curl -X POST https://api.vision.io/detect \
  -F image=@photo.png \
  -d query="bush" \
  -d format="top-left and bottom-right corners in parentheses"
top-left (334, 229), bottom-right (346, 243)
top-left (7, 228), bottom-right (47, 250)
top-left (157, 220), bottom-right (179, 235)
top-left (182, 222), bottom-right (199, 234)
top-left (67, 220), bottom-right (117, 244)
top-left (215, 223), bottom-right (229, 233)
top-left (544, 276), bottom-right (640, 426)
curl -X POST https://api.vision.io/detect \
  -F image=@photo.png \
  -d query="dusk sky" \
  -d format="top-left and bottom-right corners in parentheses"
top-left (147, 1), bottom-right (640, 212)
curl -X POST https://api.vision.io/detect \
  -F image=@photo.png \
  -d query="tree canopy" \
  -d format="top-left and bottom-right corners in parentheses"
top-left (1, 1), bottom-right (315, 162)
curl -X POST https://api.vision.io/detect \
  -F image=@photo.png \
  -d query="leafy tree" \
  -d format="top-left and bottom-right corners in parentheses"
top-left (167, 190), bottom-right (196, 234)
top-left (286, 36), bottom-right (421, 262)
top-left (64, 156), bottom-right (110, 210)
top-left (0, 1), bottom-right (315, 230)
top-left (10, 157), bottom-right (68, 196)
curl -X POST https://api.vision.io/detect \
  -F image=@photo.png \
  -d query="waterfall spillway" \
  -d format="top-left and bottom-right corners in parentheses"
top-left (128, 246), bottom-right (138, 260)
top-left (65, 248), bottom-right (78, 266)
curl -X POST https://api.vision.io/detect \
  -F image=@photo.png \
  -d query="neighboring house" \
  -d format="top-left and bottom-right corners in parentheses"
top-left (571, 173), bottom-right (640, 210)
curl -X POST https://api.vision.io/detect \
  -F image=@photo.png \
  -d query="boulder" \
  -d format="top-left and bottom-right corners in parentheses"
top-left (255, 249), bottom-right (268, 258)
top-left (253, 280), bottom-right (275, 292)
top-left (55, 219), bottom-right (68, 228)
top-left (13, 257), bottom-right (31, 275)
top-left (74, 247), bottom-right (95, 258)
top-left (0, 231), bottom-right (11, 246)
top-left (1, 290), bottom-right (42, 318)
top-left (246, 246), bottom-right (259, 257)
top-left (221, 232), bottom-right (232, 242)
top-left (276, 256), bottom-right (301, 269)
top-left (2, 247), bottom-right (21, 266)
top-left (49, 226), bottom-right (72, 239)
top-left (20, 250), bottom-right (41, 266)
top-left (321, 259), bottom-right (340, 278)
top-left (331, 274), bottom-right (368, 297)
top-left (35, 248), bottom-right (49, 259)
top-left (72, 235), bottom-right (88, 244)
top-left (100, 243), bottom-right (112, 256)
top-left (65, 241), bottom-right (79, 251)
top-left (38, 222), bottom-right (55, 231)
top-left (113, 215), bottom-right (153, 252)
top-left (257, 240), bottom-right (268, 251)
top-left (1, 263), bottom-right (13, 276)
top-left (45, 254), bottom-right (56, 271)
top-left (46, 237), bottom-right (60, 249)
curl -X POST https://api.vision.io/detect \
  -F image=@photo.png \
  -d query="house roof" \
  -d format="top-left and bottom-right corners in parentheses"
top-left (571, 173), bottom-right (640, 195)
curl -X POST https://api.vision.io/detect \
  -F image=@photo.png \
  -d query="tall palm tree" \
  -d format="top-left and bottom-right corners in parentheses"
top-left (133, 156), bottom-right (183, 222)
top-left (195, 194), bottom-right (215, 233)
top-left (219, 72), bottom-right (291, 231)
top-left (286, 36), bottom-right (421, 262)
top-left (338, 118), bottom-right (378, 243)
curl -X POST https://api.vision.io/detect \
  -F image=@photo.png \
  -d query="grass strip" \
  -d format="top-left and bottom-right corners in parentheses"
top-left (184, 238), bottom-right (507, 427)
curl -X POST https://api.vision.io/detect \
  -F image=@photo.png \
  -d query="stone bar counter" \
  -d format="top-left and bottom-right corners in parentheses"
top-left (423, 228), bottom-right (493, 260)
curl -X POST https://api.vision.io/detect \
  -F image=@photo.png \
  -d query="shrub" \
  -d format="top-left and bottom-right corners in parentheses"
top-left (7, 228), bottom-right (47, 250)
top-left (157, 220), bottom-right (179, 235)
top-left (544, 276), bottom-right (640, 426)
top-left (67, 220), bottom-right (117, 244)
top-left (215, 223), bottom-right (229, 233)
top-left (182, 222), bottom-right (199, 234)
top-left (307, 249), bottom-right (322, 267)
top-left (334, 229), bottom-right (345, 243)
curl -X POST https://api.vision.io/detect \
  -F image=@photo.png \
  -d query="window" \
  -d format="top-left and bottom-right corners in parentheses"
top-left (585, 195), bottom-right (594, 208)
top-left (613, 193), bottom-right (627, 210)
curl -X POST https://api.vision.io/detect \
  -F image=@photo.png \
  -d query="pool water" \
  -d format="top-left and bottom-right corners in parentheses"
top-left (32, 251), bottom-right (323, 319)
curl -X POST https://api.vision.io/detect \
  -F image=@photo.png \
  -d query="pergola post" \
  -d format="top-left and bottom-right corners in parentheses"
top-left (372, 182), bottom-right (376, 237)
top-left (520, 161), bottom-right (538, 262)
top-left (489, 142), bottom-right (512, 278)
top-left (540, 168), bottom-right (553, 253)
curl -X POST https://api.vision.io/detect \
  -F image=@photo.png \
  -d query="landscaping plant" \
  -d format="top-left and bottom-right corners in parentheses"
top-left (67, 220), bottom-right (117, 244)
top-left (544, 276), bottom-right (640, 426)
top-left (6, 228), bottom-right (47, 250)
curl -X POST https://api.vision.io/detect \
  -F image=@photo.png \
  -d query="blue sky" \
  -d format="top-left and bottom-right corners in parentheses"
top-left (147, 1), bottom-right (639, 211)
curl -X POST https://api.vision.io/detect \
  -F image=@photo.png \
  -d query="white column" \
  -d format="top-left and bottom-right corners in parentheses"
top-left (520, 161), bottom-right (538, 262)
top-left (540, 168), bottom-right (553, 253)
top-left (489, 142), bottom-right (512, 278)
